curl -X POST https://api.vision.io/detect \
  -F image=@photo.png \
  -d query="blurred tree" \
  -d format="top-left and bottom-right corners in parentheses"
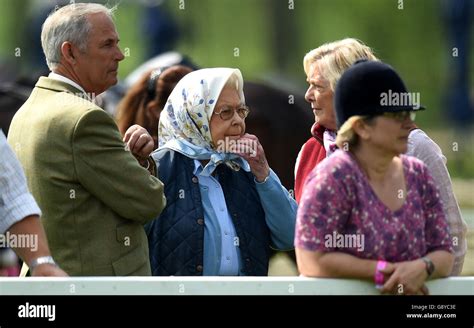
top-left (441, 0), bottom-right (473, 126)
top-left (267, 0), bottom-right (298, 73)
top-left (141, 1), bottom-right (180, 58)
top-left (0, 0), bottom-right (30, 72)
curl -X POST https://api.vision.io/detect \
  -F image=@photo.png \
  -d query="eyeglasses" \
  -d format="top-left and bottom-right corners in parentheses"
top-left (214, 105), bottom-right (250, 121)
top-left (382, 111), bottom-right (416, 122)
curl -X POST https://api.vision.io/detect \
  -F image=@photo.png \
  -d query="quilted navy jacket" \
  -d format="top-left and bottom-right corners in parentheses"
top-left (146, 149), bottom-right (272, 276)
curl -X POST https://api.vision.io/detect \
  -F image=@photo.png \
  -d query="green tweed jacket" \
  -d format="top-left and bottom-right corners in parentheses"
top-left (8, 77), bottom-right (166, 276)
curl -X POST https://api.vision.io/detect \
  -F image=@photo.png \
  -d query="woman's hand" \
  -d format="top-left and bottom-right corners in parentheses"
top-left (233, 133), bottom-right (270, 182)
top-left (123, 125), bottom-right (154, 165)
top-left (380, 259), bottom-right (429, 295)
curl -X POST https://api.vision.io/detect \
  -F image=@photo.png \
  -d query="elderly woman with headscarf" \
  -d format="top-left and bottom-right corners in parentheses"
top-left (295, 61), bottom-right (454, 295)
top-left (145, 67), bottom-right (297, 276)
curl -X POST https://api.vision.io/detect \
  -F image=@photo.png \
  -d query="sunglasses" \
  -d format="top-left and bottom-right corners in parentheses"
top-left (382, 111), bottom-right (416, 122)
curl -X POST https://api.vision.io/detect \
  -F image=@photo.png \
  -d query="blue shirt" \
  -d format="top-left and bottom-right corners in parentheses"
top-left (193, 160), bottom-right (297, 276)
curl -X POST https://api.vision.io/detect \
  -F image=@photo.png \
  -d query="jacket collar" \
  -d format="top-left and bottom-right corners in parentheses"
top-left (48, 72), bottom-right (86, 94)
top-left (35, 76), bottom-right (89, 99)
top-left (311, 122), bottom-right (330, 144)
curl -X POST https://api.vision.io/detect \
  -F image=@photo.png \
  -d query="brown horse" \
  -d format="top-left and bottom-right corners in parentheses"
top-left (0, 75), bottom-right (41, 136)
top-left (241, 81), bottom-right (313, 191)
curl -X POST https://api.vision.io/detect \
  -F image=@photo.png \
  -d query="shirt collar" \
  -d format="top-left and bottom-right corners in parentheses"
top-left (193, 159), bottom-right (203, 176)
top-left (48, 72), bottom-right (87, 95)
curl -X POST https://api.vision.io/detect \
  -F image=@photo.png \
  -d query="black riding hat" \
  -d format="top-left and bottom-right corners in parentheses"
top-left (334, 60), bottom-right (425, 129)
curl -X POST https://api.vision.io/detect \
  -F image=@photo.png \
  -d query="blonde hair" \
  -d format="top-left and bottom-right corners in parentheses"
top-left (335, 115), bottom-right (376, 150)
top-left (335, 116), bottom-right (362, 149)
top-left (303, 38), bottom-right (379, 91)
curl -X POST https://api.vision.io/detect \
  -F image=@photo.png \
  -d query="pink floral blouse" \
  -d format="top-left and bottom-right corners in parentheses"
top-left (295, 150), bottom-right (453, 262)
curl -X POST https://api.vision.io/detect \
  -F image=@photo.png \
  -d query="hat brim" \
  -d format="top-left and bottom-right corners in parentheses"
top-left (371, 104), bottom-right (425, 115)
top-left (381, 104), bottom-right (425, 111)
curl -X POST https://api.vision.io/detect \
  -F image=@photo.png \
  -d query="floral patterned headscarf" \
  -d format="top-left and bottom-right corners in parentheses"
top-left (157, 68), bottom-right (250, 176)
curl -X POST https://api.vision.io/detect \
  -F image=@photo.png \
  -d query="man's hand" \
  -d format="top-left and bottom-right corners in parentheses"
top-left (123, 125), bottom-right (154, 165)
top-left (31, 264), bottom-right (69, 277)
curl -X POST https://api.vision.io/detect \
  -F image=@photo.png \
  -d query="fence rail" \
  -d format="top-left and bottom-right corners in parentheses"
top-left (0, 277), bottom-right (472, 295)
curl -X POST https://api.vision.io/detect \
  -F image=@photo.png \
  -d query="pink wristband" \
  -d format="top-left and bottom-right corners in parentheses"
top-left (375, 260), bottom-right (387, 288)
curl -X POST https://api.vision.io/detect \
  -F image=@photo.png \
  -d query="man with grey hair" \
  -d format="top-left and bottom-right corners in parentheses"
top-left (7, 3), bottom-right (166, 276)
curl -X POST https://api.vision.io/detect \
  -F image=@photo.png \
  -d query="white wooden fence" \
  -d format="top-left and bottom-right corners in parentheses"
top-left (0, 276), bottom-right (472, 295)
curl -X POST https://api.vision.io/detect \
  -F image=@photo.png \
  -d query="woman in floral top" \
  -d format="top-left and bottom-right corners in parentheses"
top-left (295, 60), bottom-right (454, 295)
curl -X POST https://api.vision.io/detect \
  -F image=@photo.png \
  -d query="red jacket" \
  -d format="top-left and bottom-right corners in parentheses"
top-left (294, 123), bottom-right (327, 203)
top-left (294, 123), bottom-right (419, 203)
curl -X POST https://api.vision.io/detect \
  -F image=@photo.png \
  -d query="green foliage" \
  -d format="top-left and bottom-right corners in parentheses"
top-left (0, 0), bottom-right (29, 60)
top-left (0, 0), bottom-right (472, 178)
